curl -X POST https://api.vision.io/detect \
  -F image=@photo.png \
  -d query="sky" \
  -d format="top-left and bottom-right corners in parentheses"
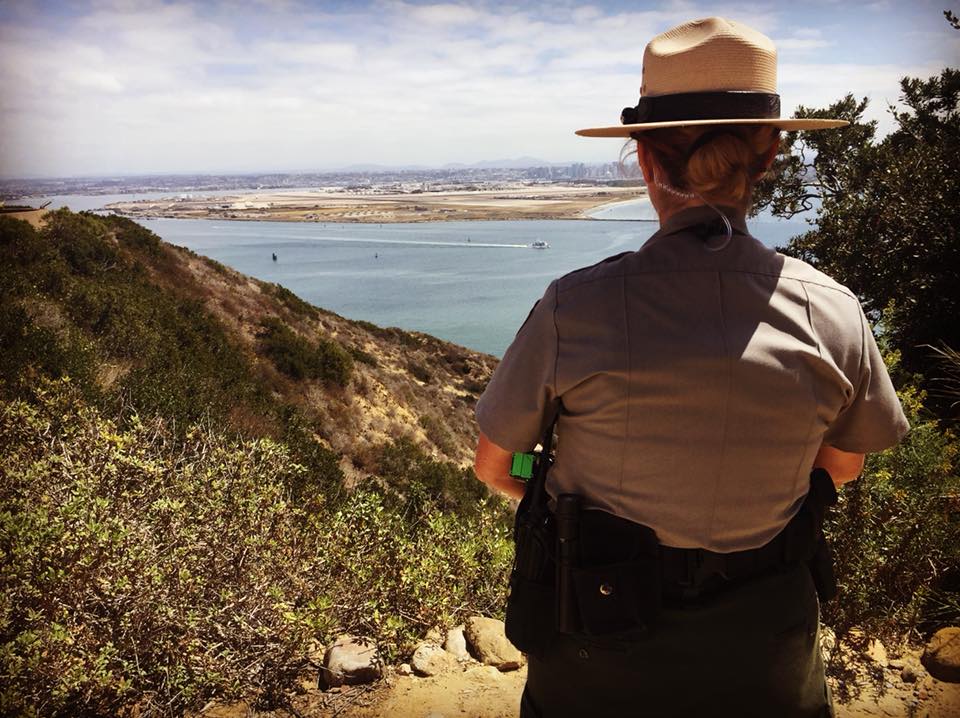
top-left (1, 0), bottom-right (958, 178)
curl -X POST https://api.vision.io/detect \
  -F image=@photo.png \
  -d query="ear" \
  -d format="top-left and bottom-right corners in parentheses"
top-left (758, 132), bottom-right (781, 175)
top-left (635, 140), bottom-right (656, 185)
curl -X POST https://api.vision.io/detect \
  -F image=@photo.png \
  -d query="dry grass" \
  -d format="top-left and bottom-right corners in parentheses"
top-left (156, 241), bottom-right (497, 471)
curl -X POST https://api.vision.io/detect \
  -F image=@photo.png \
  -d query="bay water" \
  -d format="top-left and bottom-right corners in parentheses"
top-left (31, 194), bottom-right (813, 356)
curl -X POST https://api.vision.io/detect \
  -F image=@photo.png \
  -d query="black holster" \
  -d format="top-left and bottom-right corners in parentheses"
top-left (503, 424), bottom-right (557, 656)
top-left (505, 459), bottom-right (840, 655)
top-left (800, 468), bottom-right (839, 602)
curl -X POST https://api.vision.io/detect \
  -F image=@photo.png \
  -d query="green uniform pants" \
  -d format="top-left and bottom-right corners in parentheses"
top-left (520, 563), bottom-right (833, 718)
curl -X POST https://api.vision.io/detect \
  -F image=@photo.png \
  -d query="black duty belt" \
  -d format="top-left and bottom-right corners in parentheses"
top-left (660, 533), bottom-right (806, 604)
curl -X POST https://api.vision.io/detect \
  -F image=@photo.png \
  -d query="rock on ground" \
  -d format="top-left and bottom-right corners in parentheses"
top-left (321, 635), bottom-right (382, 688)
top-left (445, 624), bottom-right (471, 661)
top-left (866, 638), bottom-right (888, 667)
top-left (464, 616), bottom-right (524, 671)
top-left (411, 642), bottom-right (460, 677)
top-left (922, 627), bottom-right (960, 683)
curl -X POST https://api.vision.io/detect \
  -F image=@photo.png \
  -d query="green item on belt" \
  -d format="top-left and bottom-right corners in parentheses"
top-left (510, 452), bottom-right (536, 480)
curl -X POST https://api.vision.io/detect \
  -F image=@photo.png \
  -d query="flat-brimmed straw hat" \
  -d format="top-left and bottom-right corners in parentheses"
top-left (576, 17), bottom-right (847, 137)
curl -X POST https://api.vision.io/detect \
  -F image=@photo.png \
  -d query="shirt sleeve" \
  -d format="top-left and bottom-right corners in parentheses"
top-left (475, 280), bottom-right (561, 452)
top-left (822, 305), bottom-right (910, 453)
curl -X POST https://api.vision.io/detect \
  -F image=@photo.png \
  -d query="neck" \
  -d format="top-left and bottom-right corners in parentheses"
top-left (654, 198), bottom-right (710, 225)
top-left (648, 189), bottom-right (748, 226)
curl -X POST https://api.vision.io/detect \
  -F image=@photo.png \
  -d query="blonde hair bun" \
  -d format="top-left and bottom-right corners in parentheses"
top-left (637, 125), bottom-right (778, 207)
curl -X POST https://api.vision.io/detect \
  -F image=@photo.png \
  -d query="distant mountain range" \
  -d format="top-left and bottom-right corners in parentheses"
top-left (332, 157), bottom-right (574, 172)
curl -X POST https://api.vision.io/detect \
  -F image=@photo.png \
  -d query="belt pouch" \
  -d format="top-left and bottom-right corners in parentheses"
top-left (572, 556), bottom-right (661, 636)
top-left (505, 518), bottom-right (555, 656)
top-left (570, 510), bottom-right (662, 636)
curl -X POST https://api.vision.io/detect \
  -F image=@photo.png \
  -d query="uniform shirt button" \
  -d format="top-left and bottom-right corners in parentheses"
top-left (599, 582), bottom-right (614, 596)
top-left (578, 648), bottom-right (590, 660)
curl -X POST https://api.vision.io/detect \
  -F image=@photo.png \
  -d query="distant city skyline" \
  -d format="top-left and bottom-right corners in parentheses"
top-left (1, 0), bottom-right (958, 178)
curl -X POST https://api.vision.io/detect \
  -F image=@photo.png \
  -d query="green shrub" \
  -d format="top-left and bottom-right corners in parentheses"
top-left (0, 303), bottom-right (99, 398)
top-left (348, 345), bottom-right (378, 366)
top-left (0, 211), bottom-right (264, 433)
top-left (107, 215), bottom-right (163, 257)
top-left (278, 405), bottom-right (346, 507)
top-left (375, 437), bottom-right (499, 522)
top-left (322, 488), bottom-right (513, 662)
top-left (824, 349), bottom-right (960, 640)
top-left (258, 318), bottom-right (353, 387)
top-left (269, 283), bottom-right (319, 319)
top-left (0, 380), bottom-right (513, 715)
top-left (41, 209), bottom-right (119, 277)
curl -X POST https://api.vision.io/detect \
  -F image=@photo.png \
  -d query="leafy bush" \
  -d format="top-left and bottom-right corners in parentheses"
top-left (348, 345), bottom-right (378, 366)
top-left (375, 437), bottom-right (497, 522)
top-left (824, 349), bottom-right (960, 640)
top-left (258, 318), bottom-right (353, 387)
top-left (277, 404), bottom-right (346, 507)
top-left (322, 489), bottom-right (512, 663)
top-left (269, 283), bottom-right (319, 319)
top-left (756, 68), bottom-right (960, 412)
top-left (0, 212), bottom-right (264, 432)
top-left (0, 380), bottom-right (513, 715)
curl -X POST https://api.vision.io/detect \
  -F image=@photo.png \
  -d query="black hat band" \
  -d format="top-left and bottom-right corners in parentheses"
top-left (620, 91), bottom-right (781, 125)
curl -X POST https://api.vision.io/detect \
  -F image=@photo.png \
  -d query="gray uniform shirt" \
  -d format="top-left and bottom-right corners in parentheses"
top-left (476, 205), bottom-right (909, 552)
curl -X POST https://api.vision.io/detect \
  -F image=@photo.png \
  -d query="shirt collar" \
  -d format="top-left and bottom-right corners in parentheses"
top-left (644, 204), bottom-right (750, 247)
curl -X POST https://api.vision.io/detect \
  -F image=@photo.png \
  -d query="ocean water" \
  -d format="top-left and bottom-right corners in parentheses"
top-left (32, 193), bottom-right (814, 356)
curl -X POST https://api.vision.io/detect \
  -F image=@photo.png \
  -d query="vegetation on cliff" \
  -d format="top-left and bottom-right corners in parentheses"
top-left (0, 210), bottom-right (510, 715)
top-left (0, 379), bottom-right (511, 715)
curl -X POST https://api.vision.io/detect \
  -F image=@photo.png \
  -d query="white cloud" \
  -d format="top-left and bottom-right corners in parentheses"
top-left (0, 0), bottom-right (952, 176)
top-left (393, 2), bottom-right (484, 26)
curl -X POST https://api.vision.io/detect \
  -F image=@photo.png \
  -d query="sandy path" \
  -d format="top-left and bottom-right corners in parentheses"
top-left (255, 659), bottom-right (960, 718)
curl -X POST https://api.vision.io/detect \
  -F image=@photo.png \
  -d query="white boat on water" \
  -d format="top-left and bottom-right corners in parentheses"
top-left (530, 240), bottom-right (550, 249)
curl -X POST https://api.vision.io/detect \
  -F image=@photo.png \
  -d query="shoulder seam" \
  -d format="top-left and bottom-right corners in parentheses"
top-left (556, 267), bottom-right (858, 299)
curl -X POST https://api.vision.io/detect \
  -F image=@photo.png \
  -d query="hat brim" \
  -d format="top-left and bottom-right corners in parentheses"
top-left (576, 117), bottom-right (848, 137)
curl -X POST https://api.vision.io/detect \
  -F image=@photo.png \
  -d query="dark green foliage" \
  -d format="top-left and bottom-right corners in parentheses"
top-left (278, 405), bottom-right (346, 508)
top-left (375, 437), bottom-right (496, 522)
top-left (42, 209), bottom-right (120, 277)
top-left (823, 352), bottom-right (960, 639)
top-left (269, 282), bottom-right (319, 319)
top-left (0, 212), bottom-right (264, 431)
top-left (755, 69), bottom-right (960, 411)
top-left (258, 318), bottom-right (353, 387)
top-left (755, 58), bottom-right (960, 640)
top-left (109, 214), bottom-right (163, 256)
top-left (348, 344), bottom-right (378, 366)
top-left (0, 381), bottom-right (512, 715)
top-left (0, 303), bottom-right (99, 398)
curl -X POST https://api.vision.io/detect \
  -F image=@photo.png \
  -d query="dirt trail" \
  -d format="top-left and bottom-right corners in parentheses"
top-left (334, 663), bottom-right (959, 718)
top-left (205, 659), bottom-right (960, 717)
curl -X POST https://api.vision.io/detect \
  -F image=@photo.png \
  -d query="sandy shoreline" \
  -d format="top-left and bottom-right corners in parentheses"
top-left (105, 184), bottom-right (646, 224)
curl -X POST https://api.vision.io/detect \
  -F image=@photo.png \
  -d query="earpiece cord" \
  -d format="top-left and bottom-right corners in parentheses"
top-left (652, 179), bottom-right (734, 252)
top-left (694, 194), bottom-right (733, 252)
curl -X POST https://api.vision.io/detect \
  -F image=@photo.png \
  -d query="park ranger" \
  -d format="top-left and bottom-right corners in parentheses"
top-left (474, 17), bottom-right (909, 718)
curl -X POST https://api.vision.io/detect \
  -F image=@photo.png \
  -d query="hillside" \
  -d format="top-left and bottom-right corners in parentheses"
top-left (1, 208), bottom-right (497, 470)
top-left (0, 209), bottom-right (515, 715)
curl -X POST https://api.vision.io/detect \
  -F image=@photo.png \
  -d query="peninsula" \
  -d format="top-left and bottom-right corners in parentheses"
top-left (105, 183), bottom-right (645, 223)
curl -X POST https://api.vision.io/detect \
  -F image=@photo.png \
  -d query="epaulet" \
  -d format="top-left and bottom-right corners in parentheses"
top-left (558, 251), bottom-right (635, 289)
